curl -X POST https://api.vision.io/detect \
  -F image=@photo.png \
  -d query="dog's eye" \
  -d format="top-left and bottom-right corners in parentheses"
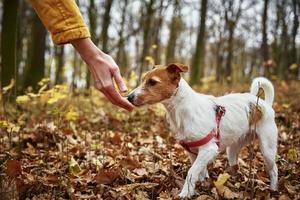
top-left (147, 79), bottom-right (158, 86)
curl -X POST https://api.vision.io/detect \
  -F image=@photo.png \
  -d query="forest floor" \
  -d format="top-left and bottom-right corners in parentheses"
top-left (0, 79), bottom-right (299, 200)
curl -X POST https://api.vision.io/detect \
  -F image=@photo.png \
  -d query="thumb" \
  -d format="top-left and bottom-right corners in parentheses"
top-left (111, 67), bottom-right (127, 92)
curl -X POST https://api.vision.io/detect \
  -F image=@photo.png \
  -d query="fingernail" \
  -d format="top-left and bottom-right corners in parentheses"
top-left (121, 85), bottom-right (127, 92)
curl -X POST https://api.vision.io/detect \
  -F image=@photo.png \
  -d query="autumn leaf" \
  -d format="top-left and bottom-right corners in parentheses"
top-left (145, 56), bottom-right (155, 65)
top-left (214, 172), bottom-right (230, 187)
top-left (196, 195), bottom-right (215, 200)
top-left (65, 106), bottom-right (79, 121)
top-left (16, 95), bottom-right (30, 104)
top-left (69, 157), bottom-right (81, 176)
top-left (45, 174), bottom-right (60, 185)
top-left (289, 63), bottom-right (298, 70)
top-left (117, 182), bottom-right (158, 192)
top-left (5, 160), bottom-right (22, 178)
top-left (133, 168), bottom-right (148, 176)
top-left (287, 148), bottom-right (298, 161)
top-left (94, 169), bottom-right (120, 184)
top-left (216, 185), bottom-right (240, 199)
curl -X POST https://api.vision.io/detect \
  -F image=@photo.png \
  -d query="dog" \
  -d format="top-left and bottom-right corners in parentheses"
top-left (127, 63), bottom-right (278, 198)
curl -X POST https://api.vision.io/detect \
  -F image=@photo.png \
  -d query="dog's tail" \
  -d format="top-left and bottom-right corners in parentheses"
top-left (250, 77), bottom-right (274, 105)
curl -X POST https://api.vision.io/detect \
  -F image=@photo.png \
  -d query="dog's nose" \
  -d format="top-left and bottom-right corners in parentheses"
top-left (127, 93), bottom-right (135, 103)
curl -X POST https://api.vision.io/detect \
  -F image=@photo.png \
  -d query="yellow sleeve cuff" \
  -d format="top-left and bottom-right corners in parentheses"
top-left (52, 26), bottom-right (90, 45)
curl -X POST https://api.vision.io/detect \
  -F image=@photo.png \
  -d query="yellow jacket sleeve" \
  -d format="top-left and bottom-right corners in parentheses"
top-left (30, 0), bottom-right (91, 45)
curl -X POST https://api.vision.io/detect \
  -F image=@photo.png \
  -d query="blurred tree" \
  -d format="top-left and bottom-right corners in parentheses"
top-left (153, 0), bottom-right (166, 64)
top-left (72, 50), bottom-right (79, 90)
top-left (166, 0), bottom-right (182, 64)
top-left (291, 0), bottom-right (299, 76)
top-left (54, 46), bottom-right (65, 84)
top-left (117, 0), bottom-right (129, 74)
top-left (101, 0), bottom-right (114, 53)
top-left (261, 0), bottom-right (269, 77)
top-left (224, 0), bottom-right (243, 83)
top-left (24, 12), bottom-right (46, 89)
top-left (277, 0), bottom-right (289, 78)
top-left (190, 0), bottom-right (208, 85)
top-left (139, 0), bottom-right (156, 80)
top-left (1, 0), bottom-right (19, 88)
top-left (86, 0), bottom-right (98, 88)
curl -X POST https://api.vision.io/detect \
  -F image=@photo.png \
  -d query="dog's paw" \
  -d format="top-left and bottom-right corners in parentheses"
top-left (178, 189), bottom-right (194, 199)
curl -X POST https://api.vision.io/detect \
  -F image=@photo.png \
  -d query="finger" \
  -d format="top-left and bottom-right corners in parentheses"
top-left (105, 85), bottom-right (134, 111)
top-left (95, 82), bottom-right (119, 106)
top-left (111, 67), bottom-right (127, 93)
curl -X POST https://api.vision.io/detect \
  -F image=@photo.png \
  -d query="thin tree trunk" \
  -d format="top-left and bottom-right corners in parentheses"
top-left (85, 0), bottom-right (98, 89)
top-left (166, 0), bottom-right (181, 64)
top-left (139, 0), bottom-right (155, 81)
top-left (261, 0), bottom-right (269, 76)
top-left (72, 50), bottom-right (78, 90)
top-left (216, 41), bottom-right (224, 82)
top-left (55, 46), bottom-right (65, 84)
top-left (291, 0), bottom-right (299, 77)
top-left (24, 12), bottom-right (46, 89)
top-left (190, 0), bottom-right (208, 85)
top-left (223, 0), bottom-right (243, 83)
top-left (225, 26), bottom-right (234, 82)
top-left (1, 0), bottom-right (19, 88)
top-left (153, 0), bottom-right (164, 64)
top-left (117, 0), bottom-right (128, 74)
top-left (278, 1), bottom-right (288, 79)
top-left (101, 0), bottom-right (114, 53)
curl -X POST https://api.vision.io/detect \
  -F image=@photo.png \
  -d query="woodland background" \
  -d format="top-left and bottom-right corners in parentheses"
top-left (0, 0), bottom-right (299, 199)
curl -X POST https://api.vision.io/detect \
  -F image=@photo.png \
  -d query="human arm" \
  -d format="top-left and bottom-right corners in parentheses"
top-left (30, 0), bottom-right (133, 111)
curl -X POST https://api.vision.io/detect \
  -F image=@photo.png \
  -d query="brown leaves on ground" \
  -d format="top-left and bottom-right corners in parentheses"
top-left (5, 160), bottom-right (22, 178)
top-left (0, 80), bottom-right (300, 199)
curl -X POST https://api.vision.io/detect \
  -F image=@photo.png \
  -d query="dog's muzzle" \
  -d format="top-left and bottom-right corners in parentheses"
top-left (127, 93), bottom-right (135, 103)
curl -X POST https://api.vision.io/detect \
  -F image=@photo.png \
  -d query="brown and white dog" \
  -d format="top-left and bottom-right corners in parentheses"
top-left (127, 63), bottom-right (278, 198)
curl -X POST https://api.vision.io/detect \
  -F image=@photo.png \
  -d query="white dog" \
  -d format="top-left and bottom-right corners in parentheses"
top-left (127, 63), bottom-right (278, 198)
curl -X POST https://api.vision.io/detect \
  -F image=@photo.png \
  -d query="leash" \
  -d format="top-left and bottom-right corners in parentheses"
top-left (179, 105), bottom-right (226, 155)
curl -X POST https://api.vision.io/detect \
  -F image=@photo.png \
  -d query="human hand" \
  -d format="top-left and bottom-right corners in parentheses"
top-left (71, 38), bottom-right (134, 111)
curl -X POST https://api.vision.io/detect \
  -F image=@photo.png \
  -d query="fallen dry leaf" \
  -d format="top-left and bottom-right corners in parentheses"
top-left (94, 169), bottom-right (120, 184)
top-left (216, 185), bottom-right (240, 199)
top-left (5, 160), bottom-right (22, 178)
top-left (214, 172), bottom-right (231, 187)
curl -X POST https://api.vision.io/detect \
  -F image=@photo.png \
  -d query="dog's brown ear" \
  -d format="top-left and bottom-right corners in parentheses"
top-left (166, 63), bottom-right (189, 84)
top-left (167, 63), bottom-right (189, 73)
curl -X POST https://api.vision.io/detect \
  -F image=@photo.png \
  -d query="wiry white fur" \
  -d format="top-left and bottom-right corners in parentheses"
top-left (163, 78), bottom-right (278, 198)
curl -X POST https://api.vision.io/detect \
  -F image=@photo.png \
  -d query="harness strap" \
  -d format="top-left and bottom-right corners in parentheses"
top-left (179, 105), bottom-right (226, 155)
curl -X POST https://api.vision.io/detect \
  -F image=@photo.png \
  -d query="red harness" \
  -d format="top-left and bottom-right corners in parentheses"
top-left (179, 105), bottom-right (226, 155)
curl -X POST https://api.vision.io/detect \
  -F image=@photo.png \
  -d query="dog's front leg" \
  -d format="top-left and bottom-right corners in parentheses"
top-left (179, 143), bottom-right (218, 198)
top-left (188, 153), bottom-right (209, 178)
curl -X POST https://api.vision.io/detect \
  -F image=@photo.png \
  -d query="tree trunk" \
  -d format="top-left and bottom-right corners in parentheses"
top-left (166, 0), bottom-right (181, 64)
top-left (139, 0), bottom-right (156, 81)
top-left (261, 0), bottom-right (269, 76)
top-left (72, 50), bottom-right (78, 90)
top-left (54, 46), bottom-right (65, 84)
top-left (85, 0), bottom-right (97, 89)
top-left (216, 41), bottom-right (224, 82)
top-left (223, 0), bottom-right (243, 83)
top-left (278, 1), bottom-right (288, 79)
top-left (101, 0), bottom-right (114, 53)
top-left (291, 0), bottom-right (299, 77)
top-left (117, 0), bottom-right (128, 74)
top-left (153, 0), bottom-right (165, 64)
top-left (24, 12), bottom-right (46, 89)
top-left (190, 0), bottom-right (208, 85)
top-left (225, 26), bottom-right (234, 83)
top-left (1, 0), bottom-right (19, 88)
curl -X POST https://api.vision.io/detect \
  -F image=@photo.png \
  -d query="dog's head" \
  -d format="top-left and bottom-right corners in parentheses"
top-left (127, 63), bottom-right (189, 106)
